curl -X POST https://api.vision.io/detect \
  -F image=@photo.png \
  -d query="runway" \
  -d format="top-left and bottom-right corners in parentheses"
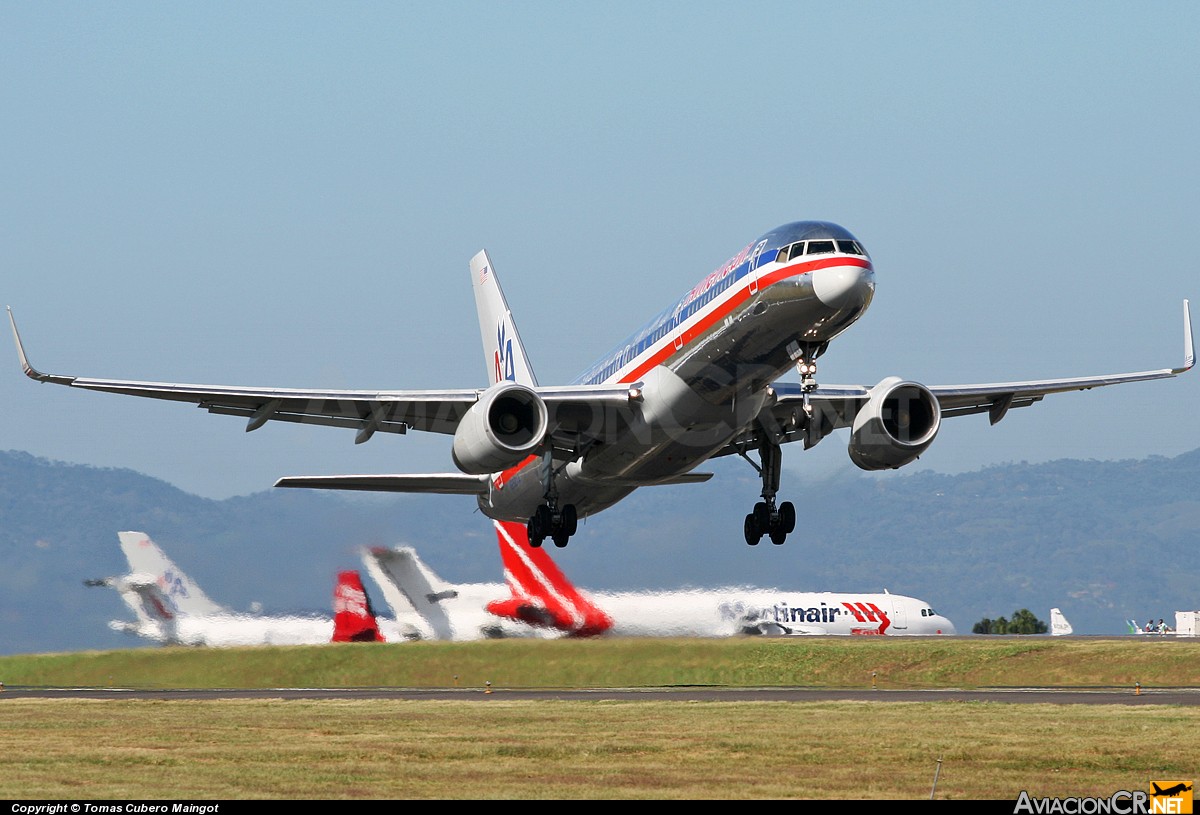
top-left (3, 685), bottom-right (1197, 704)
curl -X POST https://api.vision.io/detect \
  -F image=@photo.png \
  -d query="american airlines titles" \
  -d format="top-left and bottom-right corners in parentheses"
top-left (677, 242), bottom-right (755, 314)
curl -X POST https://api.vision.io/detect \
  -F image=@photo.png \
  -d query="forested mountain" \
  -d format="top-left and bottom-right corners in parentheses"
top-left (2, 447), bottom-right (1197, 654)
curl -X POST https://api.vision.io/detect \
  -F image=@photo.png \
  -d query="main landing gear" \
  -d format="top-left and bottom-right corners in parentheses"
top-left (527, 501), bottom-right (577, 548)
top-left (740, 437), bottom-right (796, 545)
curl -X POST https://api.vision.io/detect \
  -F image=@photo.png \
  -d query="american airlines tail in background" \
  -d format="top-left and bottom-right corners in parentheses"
top-left (89, 531), bottom-right (395, 646)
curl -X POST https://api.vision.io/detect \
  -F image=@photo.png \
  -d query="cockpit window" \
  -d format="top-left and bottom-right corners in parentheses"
top-left (777, 237), bottom-right (868, 262)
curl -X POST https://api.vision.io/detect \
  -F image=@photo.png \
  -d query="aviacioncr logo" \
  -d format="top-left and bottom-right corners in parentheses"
top-left (495, 322), bottom-right (515, 383)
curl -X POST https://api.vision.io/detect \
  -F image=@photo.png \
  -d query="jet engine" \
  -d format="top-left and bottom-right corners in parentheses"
top-left (847, 376), bottom-right (941, 470)
top-left (451, 382), bottom-right (549, 474)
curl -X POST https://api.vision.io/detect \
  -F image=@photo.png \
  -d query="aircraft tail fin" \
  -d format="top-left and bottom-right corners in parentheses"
top-left (117, 531), bottom-right (224, 618)
top-left (331, 570), bottom-right (385, 643)
top-left (470, 250), bottom-right (538, 387)
top-left (485, 520), bottom-right (612, 636)
top-left (1050, 607), bottom-right (1073, 636)
top-left (361, 545), bottom-right (456, 640)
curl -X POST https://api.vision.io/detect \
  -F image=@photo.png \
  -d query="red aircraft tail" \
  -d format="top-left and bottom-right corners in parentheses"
top-left (485, 521), bottom-right (612, 636)
top-left (332, 570), bottom-right (386, 642)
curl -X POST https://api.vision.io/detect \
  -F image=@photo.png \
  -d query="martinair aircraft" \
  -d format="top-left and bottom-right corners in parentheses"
top-left (8, 221), bottom-right (1196, 547)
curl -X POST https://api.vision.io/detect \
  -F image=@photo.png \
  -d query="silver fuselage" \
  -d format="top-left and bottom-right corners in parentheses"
top-left (480, 220), bottom-right (876, 523)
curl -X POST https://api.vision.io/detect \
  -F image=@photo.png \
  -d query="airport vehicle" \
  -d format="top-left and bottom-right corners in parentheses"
top-left (11, 221), bottom-right (1193, 548)
top-left (1050, 608), bottom-right (1073, 636)
top-left (89, 531), bottom-right (392, 645)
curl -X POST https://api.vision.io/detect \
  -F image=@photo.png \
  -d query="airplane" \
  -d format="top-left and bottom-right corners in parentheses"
top-left (360, 542), bottom-right (561, 641)
top-left (1151, 782), bottom-right (1192, 797)
top-left (89, 531), bottom-right (395, 646)
top-left (1050, 607), bottom-right (1073, 636)
top-left (369, 519), bottom-right (955, 638)
top-left (9, 221), bottom-right (1194, 548)
top-left (485, 520), bottom-right (956, 637)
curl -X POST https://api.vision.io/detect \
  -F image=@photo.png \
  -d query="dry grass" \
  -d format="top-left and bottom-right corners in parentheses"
top-left (1, 637), bottom-right (1196, 799)
top-left (1, 698), bottom-right (1195, 799)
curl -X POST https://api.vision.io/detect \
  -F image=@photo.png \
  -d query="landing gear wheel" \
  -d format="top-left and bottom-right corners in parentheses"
top-left (744, 514), bottom-right (761, 545)
top-left (753, 501), bottom-right (770, 529)
top-left (562, 504), bottom-right (578, 537)
top-left (527, 524), bottom-right (544, 548)
top-left (779, 501), bottom-right (796, 535)
top-left (769, 528), bottom-right (787, 545)
top-left (552, 532), bottom-right (570, 548)
top-left (528, 504), bottom-right (553, 548)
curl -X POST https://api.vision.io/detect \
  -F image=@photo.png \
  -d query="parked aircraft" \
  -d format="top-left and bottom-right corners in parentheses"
top-left (372, 520), bottom-right (956, 638)
top-left (11, 221), bottom-right (1193, 548)
top-left (1050, 608), bottom-right (1073, 636)
top-left (361, 546), bottom-right (549, 641)
top-left (89, 531), bottom-right (394, 646)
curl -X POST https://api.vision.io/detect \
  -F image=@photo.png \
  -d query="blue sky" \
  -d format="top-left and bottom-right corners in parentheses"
top-left (2, 2), bottom-right (1198, 500)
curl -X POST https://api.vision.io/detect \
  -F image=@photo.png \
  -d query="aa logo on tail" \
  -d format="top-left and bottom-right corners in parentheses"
top-left (1150, 781), bottom-right (1193, 814)
top-left (495, 322), bottom-right (515, 383)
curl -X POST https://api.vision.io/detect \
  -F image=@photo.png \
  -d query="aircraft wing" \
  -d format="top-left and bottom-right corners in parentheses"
top-left (8, 308), bottom-right (639, 447)
top-left (723, 300), bottom-right (1194, 453)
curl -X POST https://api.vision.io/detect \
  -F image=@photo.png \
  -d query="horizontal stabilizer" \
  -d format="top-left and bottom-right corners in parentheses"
top-left (274, 473), bottom-right (489, 494)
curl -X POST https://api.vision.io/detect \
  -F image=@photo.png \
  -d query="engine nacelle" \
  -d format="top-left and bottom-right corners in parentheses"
top-left (847, 376), bottom-right (941, 471)
top-left (451, 382), bottom-right (549, 475)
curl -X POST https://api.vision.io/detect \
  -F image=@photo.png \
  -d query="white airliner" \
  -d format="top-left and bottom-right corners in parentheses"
top-left (89, 531), bottom-right (396, 646)
top-left (10, 221), bottom-right (1194, 547)
top-left (371, 520), bottom-right (957, 638)
top-left (360, 543), bottom-right (555, 641)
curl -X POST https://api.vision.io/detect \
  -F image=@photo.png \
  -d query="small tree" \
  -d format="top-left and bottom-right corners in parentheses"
top-left (972, 609), bottom-right (1047, 635)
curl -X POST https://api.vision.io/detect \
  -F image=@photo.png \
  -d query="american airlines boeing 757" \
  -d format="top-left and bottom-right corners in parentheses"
top-left (8, 221), bottom-right (1195, 547)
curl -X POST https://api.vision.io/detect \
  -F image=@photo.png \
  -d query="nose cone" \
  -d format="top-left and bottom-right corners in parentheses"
top-left (936, 617), bottom-right (957, 636)
top-left (812, 263), bottom-right (875, 310)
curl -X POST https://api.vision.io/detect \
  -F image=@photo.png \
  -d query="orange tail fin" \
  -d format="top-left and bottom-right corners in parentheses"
top-left (485, 521), bottom-right (612, 636)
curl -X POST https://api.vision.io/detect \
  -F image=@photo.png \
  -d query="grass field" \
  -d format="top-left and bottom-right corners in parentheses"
top-left (1, 637), bottom-right (1196, 800)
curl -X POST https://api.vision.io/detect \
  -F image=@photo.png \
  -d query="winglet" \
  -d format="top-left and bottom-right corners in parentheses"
top-left (1179, 299), bottom-right (1194, 374)
top-left (7, 307), bottom-right (73, 385)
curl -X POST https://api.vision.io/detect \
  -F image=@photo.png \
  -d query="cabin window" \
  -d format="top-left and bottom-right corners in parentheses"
top-left (807, 240), bottom-right (835, 254)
